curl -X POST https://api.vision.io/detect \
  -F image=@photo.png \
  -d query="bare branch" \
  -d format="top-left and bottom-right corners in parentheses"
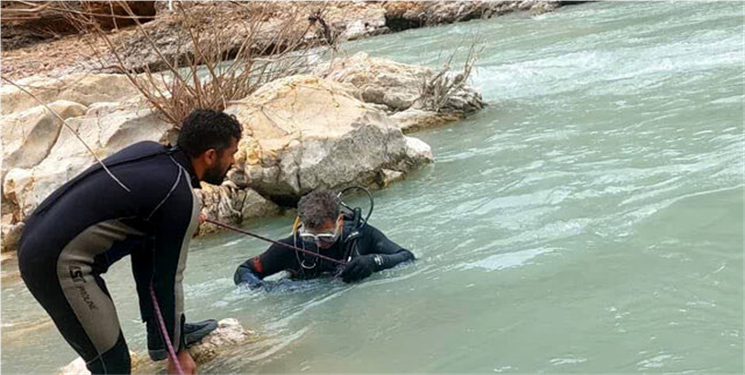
top-left (0, 1), bottom-right (51, 20)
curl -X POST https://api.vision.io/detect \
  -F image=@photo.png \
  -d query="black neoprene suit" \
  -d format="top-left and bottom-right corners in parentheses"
top-left (18, 141), bottom-right (200, 374)
top-left (234, 221), bottom-right (415, 285)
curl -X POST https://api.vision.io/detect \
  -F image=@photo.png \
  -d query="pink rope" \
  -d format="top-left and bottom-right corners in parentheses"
top-left (150, 285), bottom-right (185, 375)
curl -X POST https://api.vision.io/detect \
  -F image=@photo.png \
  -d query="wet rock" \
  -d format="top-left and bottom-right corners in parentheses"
top-left (379, 168), bottom-right (405, 187)
top-left (188, 318), bottom-right (252, 364)
top-left (390, 108), bottom-right (461, 133)
top-left (57, 318), bottom-right (251, 374)
top-left (57, 351), bottom-right (143, 375)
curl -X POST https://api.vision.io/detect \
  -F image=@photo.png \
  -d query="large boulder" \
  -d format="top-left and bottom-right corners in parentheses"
top-left (2, 102), bottom-right (170, 221)
top-left (1, 100), bottom-right (88, 181)
top-left (0, 100), bottom-right (87, 244)
top-left (224, 74), bottom-right (432, 204)
top-left (0, 74), bottom-right (141, 115)
top-left (316, 52), bottom-right (484, 130)
top-left (316, 52), bottom-right (430, 112)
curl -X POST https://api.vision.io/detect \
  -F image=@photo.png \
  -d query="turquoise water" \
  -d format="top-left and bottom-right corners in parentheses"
top-left (2, 2), bottom-right (743, 373)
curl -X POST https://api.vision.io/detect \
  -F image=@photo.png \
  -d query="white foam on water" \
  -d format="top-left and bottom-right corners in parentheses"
top-left (550, 357), bottom-right (588, 366)
top-left (459, 247), bottom-right (555, 271)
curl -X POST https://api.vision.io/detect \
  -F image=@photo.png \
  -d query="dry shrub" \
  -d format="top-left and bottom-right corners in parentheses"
top-left (59, 0), bottom-right (339, 128)
top-left (418, 40), bottom-right (482, 113)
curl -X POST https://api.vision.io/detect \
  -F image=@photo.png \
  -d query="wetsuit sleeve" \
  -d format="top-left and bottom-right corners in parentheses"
top-left (234, 236), bottom-right (296, 286)
top-left (140, 182), bottom-right (199, 354)
top-left (358, 225), bottom-right (415, 271)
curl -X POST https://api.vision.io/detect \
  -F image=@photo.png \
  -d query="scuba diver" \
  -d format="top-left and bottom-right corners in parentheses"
top-left (234, 189), bottom-right (416, 286)
top-left (17, 109), bottom-right (241, 375)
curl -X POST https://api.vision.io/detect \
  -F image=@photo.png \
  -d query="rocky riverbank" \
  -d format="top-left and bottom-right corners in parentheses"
top-left (0, 51), bottom-right (483, 250)
top-left (1, 1), bottom-right (572, 80)
top-left (1, 0), bottom-right (586, 251)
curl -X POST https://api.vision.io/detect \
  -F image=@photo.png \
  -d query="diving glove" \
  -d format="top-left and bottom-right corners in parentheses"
top-left (340, 254), bottom-right (383, 283)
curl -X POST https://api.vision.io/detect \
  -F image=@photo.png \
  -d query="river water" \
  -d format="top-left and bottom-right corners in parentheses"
top-left (1, 2), bottom-right (743, 373)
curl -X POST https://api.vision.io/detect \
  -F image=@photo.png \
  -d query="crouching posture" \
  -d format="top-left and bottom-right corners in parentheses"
top-left (18, 110), bottom-right (241, 374)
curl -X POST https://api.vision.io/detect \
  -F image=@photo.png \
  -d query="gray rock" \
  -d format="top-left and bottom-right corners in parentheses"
top-left (390, 108), bottom-right (461, 133)
top-left (2, 102), bottom-right (169, 220)
top-left (379, 168), bottom-right (405, 187)
top-left (1, 100), bottom-right (88, 182)
top-left (225, 74), bottom-right (433, 203)
top-left (316, 52), bottom-right (484, 119)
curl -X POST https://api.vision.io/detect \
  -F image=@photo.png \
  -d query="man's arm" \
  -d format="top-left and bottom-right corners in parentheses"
top-left (134, 180), bottom-right (199, 360)
top-left (362, 225), bottom-right (416, 268)
top-left (234, 237), bottom-right (296, 287)
top-left (341, 225), bottom-right (415, 283)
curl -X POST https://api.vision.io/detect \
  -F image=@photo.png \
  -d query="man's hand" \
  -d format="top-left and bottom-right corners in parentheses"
top-left (340, 255), bottom-right (380, 283)
top-left (199, 212), bottom-right (207, 224)
top-left (168, 350), bottom-right (197, 375)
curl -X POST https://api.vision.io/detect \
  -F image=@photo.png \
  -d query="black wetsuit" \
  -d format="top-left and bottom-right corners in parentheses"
top-left (17, 141), bottom-right (200, 374)
top-left (234, 221), bottom-right (415, 285)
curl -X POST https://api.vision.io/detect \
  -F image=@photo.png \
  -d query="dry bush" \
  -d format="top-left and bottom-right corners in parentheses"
top-left (59, 0), bottom-right (338, 128)
top-left (418, 40), bottom-right (482, 113)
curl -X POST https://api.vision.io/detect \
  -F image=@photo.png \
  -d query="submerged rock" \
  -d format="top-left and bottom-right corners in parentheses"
top-left (379, 168), bottom-right (405, 187)
top-left (57, 318), bottom-right (251, 374)
top-left (188, 318), bottom-right (251, 364)
top-left (390, 108), bottom-right (462, 133)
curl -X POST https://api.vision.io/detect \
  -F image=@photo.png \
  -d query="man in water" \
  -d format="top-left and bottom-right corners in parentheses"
top-left (234, 190), bottom-right (415, 286)
top-left (18, 109), bottom-right (242, 374)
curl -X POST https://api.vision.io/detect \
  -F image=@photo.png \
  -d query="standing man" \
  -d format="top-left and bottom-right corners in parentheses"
top-left (18, 109), bottom-right (241, 374)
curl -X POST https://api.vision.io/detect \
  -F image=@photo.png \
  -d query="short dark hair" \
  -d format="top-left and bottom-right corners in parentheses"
top-left (177, 109), bottom-right (242, 157)
top-left (297, 190), bottom-right (341, 229)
